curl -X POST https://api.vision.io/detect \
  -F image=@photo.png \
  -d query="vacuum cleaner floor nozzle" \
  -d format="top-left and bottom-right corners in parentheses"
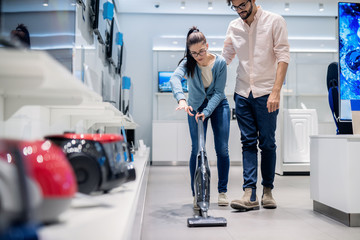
top-left (187, 216), bottom-right (227, 227)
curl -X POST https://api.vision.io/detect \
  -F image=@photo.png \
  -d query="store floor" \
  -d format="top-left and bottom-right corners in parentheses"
top-left (141, 166), bottom-right (360, 240)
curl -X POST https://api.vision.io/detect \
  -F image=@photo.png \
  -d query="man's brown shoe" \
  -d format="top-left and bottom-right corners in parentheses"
top-left (230, 188), bottom-right (259, 211)
top-left (261, 187), bottom-right (277, 209)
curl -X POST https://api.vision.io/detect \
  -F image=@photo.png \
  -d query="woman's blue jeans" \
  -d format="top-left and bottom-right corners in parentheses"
top-left (234, 92), bottom-right (278, 190)
top-left (188, 98), bottom-right (230, 196)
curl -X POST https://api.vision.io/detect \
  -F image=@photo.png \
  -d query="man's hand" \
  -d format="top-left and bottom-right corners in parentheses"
top-left (267, 91), bottom-right (280, 113)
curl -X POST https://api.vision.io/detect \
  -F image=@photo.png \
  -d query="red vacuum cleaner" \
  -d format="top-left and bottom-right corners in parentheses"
top-left (0, 139), bottom-right (77, 239)
top-left (45, 133), bottom-right (136, 194)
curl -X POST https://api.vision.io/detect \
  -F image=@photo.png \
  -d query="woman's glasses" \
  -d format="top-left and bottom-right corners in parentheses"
top-left (190, 49), bottom-right (207, 58)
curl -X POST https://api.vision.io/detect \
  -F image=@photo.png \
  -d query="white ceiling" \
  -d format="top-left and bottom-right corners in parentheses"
top-left (115, 0), bottom-right (360, 16)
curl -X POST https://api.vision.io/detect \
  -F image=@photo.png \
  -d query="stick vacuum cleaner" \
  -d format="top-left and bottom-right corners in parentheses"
top-left (187, 119), bottom-right (227, 227)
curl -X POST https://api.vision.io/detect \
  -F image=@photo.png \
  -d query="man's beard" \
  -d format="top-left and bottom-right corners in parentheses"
top-left (238, 3), bottom-right (253, 20)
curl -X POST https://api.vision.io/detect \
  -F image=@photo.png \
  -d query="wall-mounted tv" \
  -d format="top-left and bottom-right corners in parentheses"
top-left (338, 2), bottom-right (360, 121)
top-left (90, 0), bottom-right (113, 45)
top-left (158, 71), bottom-right (188, 93)
top-left (106, 17), bottom-right (123, 75)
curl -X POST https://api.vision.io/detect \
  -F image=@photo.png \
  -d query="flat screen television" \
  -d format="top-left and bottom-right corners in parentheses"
top-left (338, 2), bottom-right (360, 121)
top-left (158, 71), bottom-right (188, 93)
top-left (106, 17), bottom-right (122, 73)
top-left (90, 0), bottom-right (112, 45)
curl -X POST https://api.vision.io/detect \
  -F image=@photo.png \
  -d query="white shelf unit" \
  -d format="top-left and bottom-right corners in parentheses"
top-left (48, 102), bottom-right (137, 130)
top-left (0, 49), bottom-right (136, 138)
top-left (0, 49), bottom-right (102, 120)
top-left (310, 135), bottom-right (360, 227)
top-left (152, 120), bottom-right (242, 165)
top-left (282, 51), bottom-right (337, 133)
top-left (275, 51), bottom-right (338, 174)
top-left (276, 108), bottom-right (318, 175)
top-left (38, 148), bottom-right (151, 240)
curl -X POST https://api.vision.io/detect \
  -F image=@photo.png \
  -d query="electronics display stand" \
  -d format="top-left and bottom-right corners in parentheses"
top-left (310, 135), bottom-right (360, 227)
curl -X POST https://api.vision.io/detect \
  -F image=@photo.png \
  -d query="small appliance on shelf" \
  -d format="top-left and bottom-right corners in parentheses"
top-left (45, 133), bottom-right (136, 195)
top-left (0, 139), bottom-right (77, 228)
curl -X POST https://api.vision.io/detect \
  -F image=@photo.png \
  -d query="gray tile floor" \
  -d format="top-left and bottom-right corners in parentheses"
top-left (141, 166), bottom-right (360, 240)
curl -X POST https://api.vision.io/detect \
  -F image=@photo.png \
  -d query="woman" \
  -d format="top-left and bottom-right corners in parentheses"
top-left (170, 27), bottom-right (230, 209)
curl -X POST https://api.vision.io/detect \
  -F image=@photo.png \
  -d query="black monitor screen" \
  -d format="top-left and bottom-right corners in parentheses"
top-left (158, 71), bottom-right (188, 93)
top-left (92, 0), bottom-right (111, 44)
top-left (106, 17), bottom-right (121, 71)
top-left (338, 2), bottom-right (360, 121)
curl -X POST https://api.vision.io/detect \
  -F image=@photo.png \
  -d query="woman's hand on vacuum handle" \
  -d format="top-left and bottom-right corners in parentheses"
top-left (176, 99), bottom-right (194, 116)
top-left (195, 112), bottom-right (205, 122)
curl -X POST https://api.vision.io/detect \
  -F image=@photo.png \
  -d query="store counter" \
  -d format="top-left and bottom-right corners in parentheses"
top-left (310, 135), bottom-right (360, 226)
top-left (38, 147), bottom-right (150, 240)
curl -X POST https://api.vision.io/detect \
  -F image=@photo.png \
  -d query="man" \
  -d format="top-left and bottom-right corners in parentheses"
top-left (222, 0), bottom-right (290, 211)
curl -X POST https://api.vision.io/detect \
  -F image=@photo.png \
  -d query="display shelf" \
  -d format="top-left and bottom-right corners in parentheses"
top-left (152, 120), bottom-right (242, 165)
top-left (48, 102), bottom-right (137, 130)
top-left (38, 147), bottom-right (150, 240)
top-left (0, 49), bottom-right (102, 120)
top-left (276, 109), bottom-right (318, 175)
top-left (49, 104), bottom-right (115, 126)
top-left (283, 93), bottom-right (328, 97)
top-left (0, 49), bottom-right (137, 130)
top-left (154, 92), bottom-right (234, 98)
top-left (155, 92), bottom-right (187, 97)
top-left (89, 115), bottom-right (138, 130)
top-left (280, 163), bottom-right (310, 173)
top-left (310, 135), bottom-right (360, 226)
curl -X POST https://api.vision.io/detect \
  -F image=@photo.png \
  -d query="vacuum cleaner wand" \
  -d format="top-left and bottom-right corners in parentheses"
top-left (187, 119), bottom-right (227, 227)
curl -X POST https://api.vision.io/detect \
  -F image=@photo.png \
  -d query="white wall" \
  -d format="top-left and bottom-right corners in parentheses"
top-left (118, 11), bottom-right (339, 150)
top-left (118, 13), bottom-right (236, 147)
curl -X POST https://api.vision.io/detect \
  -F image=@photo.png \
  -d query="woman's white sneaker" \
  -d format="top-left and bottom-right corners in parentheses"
top-left (218, 192), bottom-right (229, 206)
top-left (193, 197), bottom-right (200, 210)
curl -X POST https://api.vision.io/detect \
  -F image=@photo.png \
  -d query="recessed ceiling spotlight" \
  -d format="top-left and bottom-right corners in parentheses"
top-left (208, 2), bottom-right (213, 10)
top-left (43, 0), bottom-right (49, 7)
top-left (212, 41), bottom-right (216, 45)
top-left (180, 1), bottom-right (186, 10)
top-left (172, 41), bottom-right (178, 45)
top-left (284, 2), bottom-right (290, 11)
top-left (319, 3), bottom-right (324, 12)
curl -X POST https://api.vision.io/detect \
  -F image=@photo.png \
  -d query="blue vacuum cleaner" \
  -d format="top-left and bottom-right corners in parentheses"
top-left (187, 119), bottom-right (227, 227)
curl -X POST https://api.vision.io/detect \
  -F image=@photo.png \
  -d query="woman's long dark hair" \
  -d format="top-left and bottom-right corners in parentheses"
top-left (179, 26), bottom-right (206, 78)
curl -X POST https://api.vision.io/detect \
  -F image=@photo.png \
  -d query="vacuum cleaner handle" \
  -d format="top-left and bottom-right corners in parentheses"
top-left (197, 119), bottom-right (205, 152)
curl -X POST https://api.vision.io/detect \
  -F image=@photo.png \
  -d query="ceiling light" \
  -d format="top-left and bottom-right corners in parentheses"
top-left (319, 3), bottom-right (324, 12)
top-left (208, 2), bottom-right (213, 10)
top-left (284, 3), bottom-right (290, 11)
top-left (180, 1), bottom-right (185, 10)
top-left (172, 41), bottom-right (178, 45)
top-left (43, 0), bottom-right (49, 7)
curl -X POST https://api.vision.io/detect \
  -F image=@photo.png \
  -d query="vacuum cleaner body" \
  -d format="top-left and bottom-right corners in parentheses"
top-left (194, 147), bottom-right (211, 213)
top-left (187, 119), bottom-right (227, 227)
top-left (0, 139), bottom-right (77, 239)
top-left (45, 133), bottom-right (136, 194)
